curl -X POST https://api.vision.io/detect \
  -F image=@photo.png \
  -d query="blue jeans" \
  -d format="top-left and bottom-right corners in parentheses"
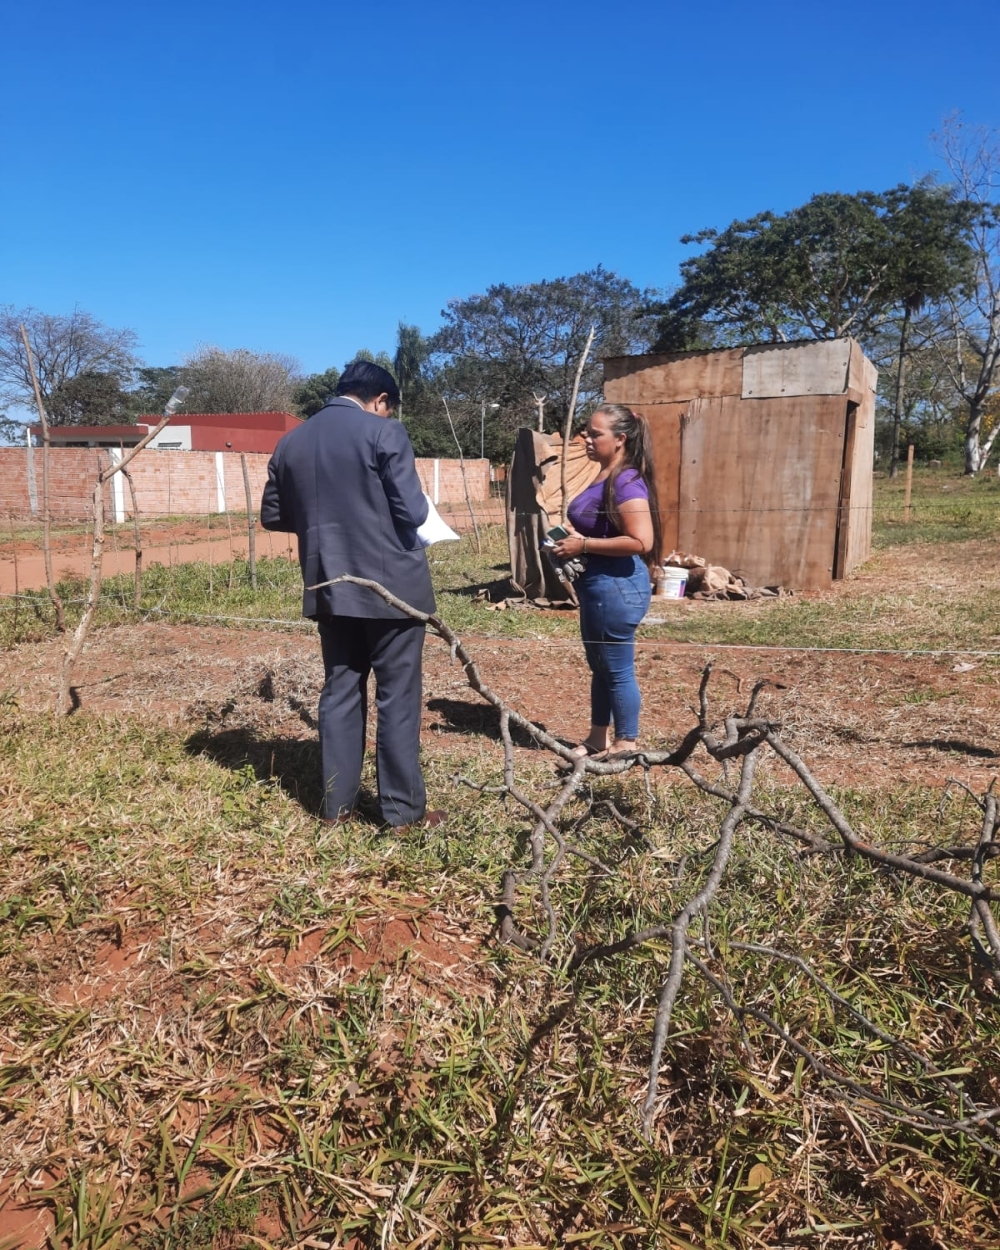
top-left (576, 555), bottom-right (651, 741)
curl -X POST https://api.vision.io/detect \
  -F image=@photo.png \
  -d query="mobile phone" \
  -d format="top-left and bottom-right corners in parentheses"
top-left (546, 525), bottom-right (570, 542)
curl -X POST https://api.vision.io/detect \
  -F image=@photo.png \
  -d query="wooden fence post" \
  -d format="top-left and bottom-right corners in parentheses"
top-left (121, 466), bottom-right (142, 609)
top-left (903, 443), bottom-right (914, 524)
top-left (240, 454), bottom-right (258, 591)
top-left (8, 515), bottom-right (19, 639)
top-left (20, 324), bottom-right (65, 631)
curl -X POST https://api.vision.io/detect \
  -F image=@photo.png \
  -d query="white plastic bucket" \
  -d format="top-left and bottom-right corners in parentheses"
top-left (660, 566), bottom-right (687, 599)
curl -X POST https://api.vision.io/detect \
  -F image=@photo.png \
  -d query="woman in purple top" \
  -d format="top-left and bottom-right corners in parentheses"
top-left (553, 404), bottom-right (662, 757)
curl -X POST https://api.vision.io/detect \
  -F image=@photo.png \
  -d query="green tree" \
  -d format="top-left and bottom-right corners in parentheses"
top-left (345, 348), bottom-right (396, 375)
top-left (0, 408), bottom-right (22, 445)
top-left (428, 267), bottom-right (653, 460)
top-left (126, 365), bottom-right (184, 418)
top-left (293, 366), bottom-right (341, 417)
top-left (655, 191), bottom-right (910, 348)
top-left (879, 184), bottom-right (975, 474)
top-left (48, 370), bottom-right (132, 425)
top-left (393, 322), bottom-right (432, 422)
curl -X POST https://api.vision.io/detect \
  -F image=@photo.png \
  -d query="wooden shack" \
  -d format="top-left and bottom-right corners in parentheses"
top-left (603, 338), bottom-right (877, 590)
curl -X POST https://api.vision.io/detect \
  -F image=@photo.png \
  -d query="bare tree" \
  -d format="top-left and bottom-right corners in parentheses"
top-left (181, 346), bottom-right (301, 413)
top-left (560, 325), bottom-right (595, 524)
top-left (933, 117), bottom-right (1000, 474)
top-left (0, 306), bottom-right (140, 423)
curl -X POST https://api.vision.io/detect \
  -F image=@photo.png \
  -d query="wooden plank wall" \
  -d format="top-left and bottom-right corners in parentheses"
top-left (603, 339), bottom-right (877, 589)
top-left (742, 340), bottom-right (852, 398)
top-left (678, 395), bottom-right (848, 589)
top-left (603, 353), bottom-right (745, 555)
top-left (603, 349), bottom-right (743, 403)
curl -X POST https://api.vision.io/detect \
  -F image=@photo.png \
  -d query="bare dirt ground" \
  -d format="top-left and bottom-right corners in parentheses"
top-left (2, 616), bottom-right (997, 792)
top-left (0, 503), bottom-right (507, 592)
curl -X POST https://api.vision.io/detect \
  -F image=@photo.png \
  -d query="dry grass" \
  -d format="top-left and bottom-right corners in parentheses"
top-left (2, 667), bottom-right (1000, 1248)
top-left (2, 469), bottom-right (1000, 1246)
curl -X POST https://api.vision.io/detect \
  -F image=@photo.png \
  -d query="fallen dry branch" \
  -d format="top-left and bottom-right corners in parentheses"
top-left (310, 572), bottom-right (1000, 1143)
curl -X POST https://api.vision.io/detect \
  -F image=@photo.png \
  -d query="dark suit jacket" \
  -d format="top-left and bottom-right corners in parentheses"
top-left (261, 398), bottom-right (436, 619)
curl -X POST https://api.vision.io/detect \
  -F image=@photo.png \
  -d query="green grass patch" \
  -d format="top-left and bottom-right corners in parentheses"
top-left (873, 466), bottom-right (1000, 547)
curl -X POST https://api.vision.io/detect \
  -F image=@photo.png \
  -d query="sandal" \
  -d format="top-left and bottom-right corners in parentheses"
top-left (570, 740), bottom-right (608, 759)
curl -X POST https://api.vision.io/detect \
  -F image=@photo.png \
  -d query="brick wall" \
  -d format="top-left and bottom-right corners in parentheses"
top-left (415, 458), bottom-right (490, 505)
top-left (0, 449), bottom-right (490, 521)
top-left (0, 448), bottom-right (114, 521)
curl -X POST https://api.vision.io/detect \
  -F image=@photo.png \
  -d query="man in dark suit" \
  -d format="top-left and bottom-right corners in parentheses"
top-left (261, 361), bottom-right (442, 829)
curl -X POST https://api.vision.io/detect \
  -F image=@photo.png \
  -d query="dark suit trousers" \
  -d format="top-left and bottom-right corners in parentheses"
top-left (317, 616), bottom-right (427, 825)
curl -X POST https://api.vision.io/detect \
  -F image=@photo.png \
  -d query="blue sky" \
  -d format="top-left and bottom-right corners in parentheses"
top-left (2, 0), bottom-right (998, 377)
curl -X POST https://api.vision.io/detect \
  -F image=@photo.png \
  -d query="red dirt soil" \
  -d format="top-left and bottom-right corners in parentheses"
top-left (0, 504), bottom-right (506, 593)
top-left (1, 619), bottom-right (998, 791)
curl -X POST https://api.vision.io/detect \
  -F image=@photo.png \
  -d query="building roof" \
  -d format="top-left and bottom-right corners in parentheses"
top-left (33, 424), bottom-right (146, 441)
top-left (132, 412), bottom-right (303, 429)
top-left (30, 412), bottom-right (303, 441)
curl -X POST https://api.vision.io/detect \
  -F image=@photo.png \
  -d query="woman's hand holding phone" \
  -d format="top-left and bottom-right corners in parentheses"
top-left (552, 523), bottom-right (586, 560)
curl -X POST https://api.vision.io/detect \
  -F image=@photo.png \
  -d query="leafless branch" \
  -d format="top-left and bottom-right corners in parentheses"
top-left (240, 453), bottom-right (258, 591)
top-left (302, 573), bottom-right (1000, 1142)
top-left (560, 325), bottom-right (595, 524)
top-left (57, 390), bottom-right (189, 714)
top-left (121, 466), bottom-right (142, 610)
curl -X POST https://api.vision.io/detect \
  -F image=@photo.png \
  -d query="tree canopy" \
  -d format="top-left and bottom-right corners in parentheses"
top-left (293, 366), bottom-right (341, 418)
top-left (180, 346), bottom-right (300, 414)
top-left (420, 267), bottom-right (654, 459)
top-left (0, 306), bottom-right (141, 427)
top-left (48, 370), bottom-right (133, 426)
top-left (126, 366), bottom-right (186, 419)
top-left (654, 186), bottom-right (974, 351)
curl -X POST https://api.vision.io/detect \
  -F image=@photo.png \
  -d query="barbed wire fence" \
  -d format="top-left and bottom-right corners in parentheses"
top-left (2, 491), bottom-right (998, 642)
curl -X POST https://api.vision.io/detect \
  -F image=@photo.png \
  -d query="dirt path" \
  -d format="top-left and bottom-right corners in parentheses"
top-left (0, 531), bottom-right (298, 593)
top-left (2, 621), bottom-right (997, 792)
top-left (0, 503), bottom-right (506, 593)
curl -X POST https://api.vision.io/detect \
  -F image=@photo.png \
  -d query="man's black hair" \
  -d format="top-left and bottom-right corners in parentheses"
top-left (336, 361), bottom-right (401, 408)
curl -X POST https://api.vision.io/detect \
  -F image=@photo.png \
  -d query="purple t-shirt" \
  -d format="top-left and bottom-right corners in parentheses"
top-left (567, 468), bottom-right (649, 539)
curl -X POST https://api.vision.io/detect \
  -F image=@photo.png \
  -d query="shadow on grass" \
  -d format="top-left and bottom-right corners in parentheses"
top-left (185, 727), bottom-right (381, 824)
top-left (427, 696), bottom-right (549, 748)
top-left (437, 576), bottom-right (513, 600)
top-left (903, 737), bottom-right (1000, 759)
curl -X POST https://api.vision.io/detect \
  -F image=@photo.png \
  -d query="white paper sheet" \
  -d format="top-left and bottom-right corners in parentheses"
top-left (416, 494), bottom-right (460, 547)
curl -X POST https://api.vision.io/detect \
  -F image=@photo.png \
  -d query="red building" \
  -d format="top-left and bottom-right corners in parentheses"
top-left (29, 411), bottom-right (302, 454)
